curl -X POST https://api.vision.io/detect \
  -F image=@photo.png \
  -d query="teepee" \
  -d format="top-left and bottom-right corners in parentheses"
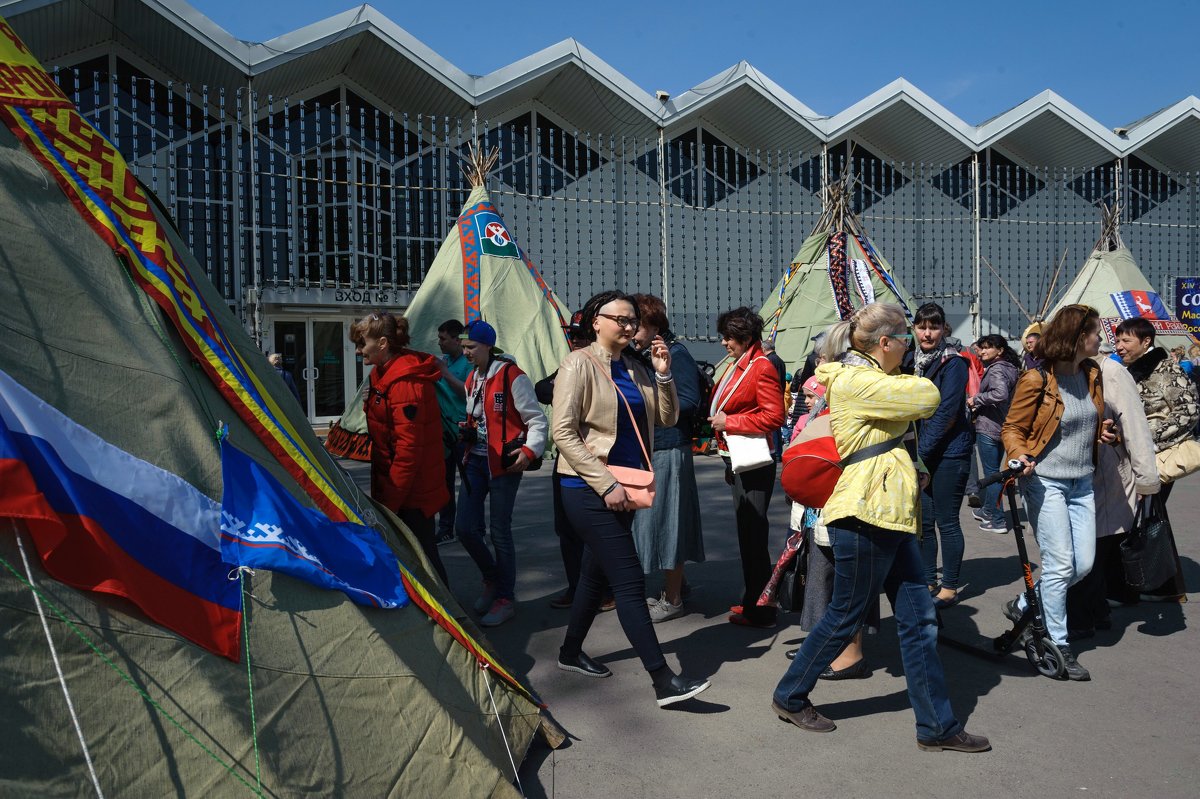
top-left (761, 181), bottom-right (918, 372)
top-left (404, 146), bottom-right (571, 383)
top-left (1048, 204), bottom-right (1197, 350)
top-left (0, 28), bottom-right (553, 797)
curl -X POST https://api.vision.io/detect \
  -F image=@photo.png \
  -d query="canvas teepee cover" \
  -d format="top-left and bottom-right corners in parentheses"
top-left (404, 148), bottom-right (570, 383)
top-left (1048, 205), bottom-right (1197, 351)
top-left (0, 25), bottom-right (552, 797)
top-left (760, 184), bottom-right (917, 373)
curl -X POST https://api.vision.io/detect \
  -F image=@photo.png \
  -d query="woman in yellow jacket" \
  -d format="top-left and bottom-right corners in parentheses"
top-left (771, 303), bottom-right (990, 753)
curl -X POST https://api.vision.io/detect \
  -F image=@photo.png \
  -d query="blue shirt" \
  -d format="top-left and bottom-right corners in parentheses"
top-left (562, 359), bottom-right (648, 491)
top-left (607, 360), bottom-right (647, 469)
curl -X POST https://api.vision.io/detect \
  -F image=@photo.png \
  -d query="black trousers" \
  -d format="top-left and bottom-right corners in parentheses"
top-left (560, 484), bottom-right (666, 673)
top-left (729, 459), bottom-right (778, 624)
top-left (398, 507), bottom-right (448, 586)
top-left (553, 470), bottom-right (583, 596)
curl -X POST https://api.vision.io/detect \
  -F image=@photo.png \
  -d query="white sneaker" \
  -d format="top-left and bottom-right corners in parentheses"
top-left (648, 596), bottom-right (684, 623)
top-left (480, 598), bottom-right (515, 627)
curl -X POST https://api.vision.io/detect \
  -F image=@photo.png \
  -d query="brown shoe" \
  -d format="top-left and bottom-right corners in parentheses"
top-left (599, 597), bottom-right (616, 613)
top-left (771, 700), bottom-right (836, 732)
top-left (916, 729), bottom-right (991, 752)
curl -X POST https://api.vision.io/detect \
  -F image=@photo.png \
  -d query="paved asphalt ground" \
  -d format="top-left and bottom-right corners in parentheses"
top-left (344, 455), bottom-right (1198, 799)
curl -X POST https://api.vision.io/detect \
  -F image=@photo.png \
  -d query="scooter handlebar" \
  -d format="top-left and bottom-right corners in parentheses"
top-left (979, 459), bottom-right (1025, 489)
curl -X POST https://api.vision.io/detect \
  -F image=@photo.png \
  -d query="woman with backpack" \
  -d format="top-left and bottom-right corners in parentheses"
top-left (906, 303), bottom-right (974, 610)
top-left (782, 322), bottom-right (881, 680)
top-left (1001, 304), bottom-right (1115, 681)
top-left (771, 302), bottom-right (989, 752)
top-left (967, 334), bottom-right (1020, 533)
top-left (709, 307), bottom-right (786, 629)
top-left (455, 320), bottom-right (547, 627)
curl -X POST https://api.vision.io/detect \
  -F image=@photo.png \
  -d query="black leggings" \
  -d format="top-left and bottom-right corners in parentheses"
top-left (730, 460), bottom-right (778, 624)
top-left (560, 484), bottom-right (666, 673)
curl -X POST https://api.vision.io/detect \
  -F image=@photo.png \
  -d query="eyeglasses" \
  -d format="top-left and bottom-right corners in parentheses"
top-left (887, 332), bottom-right (913, 343)
top-left (597, 313), bottom-right (640, 330)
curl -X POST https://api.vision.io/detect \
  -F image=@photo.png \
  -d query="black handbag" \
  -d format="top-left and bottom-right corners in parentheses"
top-left (502, 438), bottom-right (542, 471)
top-left (1120, 495), bottom-right (1178, 590)
top-left (777, 531), bottom-right (810, 614)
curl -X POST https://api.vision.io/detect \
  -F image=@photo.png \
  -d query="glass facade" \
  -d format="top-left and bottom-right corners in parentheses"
top-left (45, 58), bottom-right (1200, 347)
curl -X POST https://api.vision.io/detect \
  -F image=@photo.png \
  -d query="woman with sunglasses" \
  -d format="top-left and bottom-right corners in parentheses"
top-left (905, 302), bottom-right (974, 611)
top-left (1001, 304), bottom-right (1115, 681)
top-left (709, 307), bottom-right (786, 628)
top-left (772, 302), bottom-right (989, 752)
top-left (551, 290), bottom-right (710, 708)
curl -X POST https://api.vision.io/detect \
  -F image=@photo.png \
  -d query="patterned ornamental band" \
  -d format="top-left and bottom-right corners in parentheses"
top-left (0, 17), bottom-right (538, 704)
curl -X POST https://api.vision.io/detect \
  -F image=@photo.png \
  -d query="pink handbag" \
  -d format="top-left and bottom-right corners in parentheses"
top-left (585, 352), bottom-right (656, 509)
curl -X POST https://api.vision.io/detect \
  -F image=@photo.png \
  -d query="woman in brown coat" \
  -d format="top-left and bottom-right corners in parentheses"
top-left (1001, 305), bottom-right (1115, 681)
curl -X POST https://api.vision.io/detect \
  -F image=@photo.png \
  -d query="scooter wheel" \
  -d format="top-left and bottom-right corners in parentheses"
top-left (1024, 637), bottom-right (1065, 679)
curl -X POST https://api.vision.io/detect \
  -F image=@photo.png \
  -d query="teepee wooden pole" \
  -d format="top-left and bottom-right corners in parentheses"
top-left (1037, 248), bottom-right (1070, 320)
top-left (981, 255), bottom-right (1034, 322)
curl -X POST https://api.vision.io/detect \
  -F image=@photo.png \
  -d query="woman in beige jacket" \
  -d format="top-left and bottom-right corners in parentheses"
top-left (551, 290), bottom-right (710, 708)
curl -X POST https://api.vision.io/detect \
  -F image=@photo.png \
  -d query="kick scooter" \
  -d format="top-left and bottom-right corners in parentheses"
top-left (977, 459), bottom-right (1066, 679)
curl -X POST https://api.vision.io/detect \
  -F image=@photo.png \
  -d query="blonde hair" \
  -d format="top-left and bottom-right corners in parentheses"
top-left (820, 321), bottom-right (852, 362)
top-left (848, 303), bottom-right (909, 352)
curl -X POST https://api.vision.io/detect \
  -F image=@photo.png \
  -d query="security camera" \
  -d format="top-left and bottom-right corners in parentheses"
top-left (655, 90), bottom-right (670, 103)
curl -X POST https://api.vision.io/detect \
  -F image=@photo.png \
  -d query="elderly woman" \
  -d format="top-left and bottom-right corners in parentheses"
top-left (771, 303), bottom-right (988, 752)
top-left (1002, 305), bottom-right (1115, 681)
top-left (710, 307), bottom-right (786, 628)
top-left (1113, 317), bottom-right (1199, 602)
top-left (1066, 352), bottom-right (1159, 635)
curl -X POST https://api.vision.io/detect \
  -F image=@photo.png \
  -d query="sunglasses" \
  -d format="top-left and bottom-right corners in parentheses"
top-left (597, 313), bottom-right (640, 330)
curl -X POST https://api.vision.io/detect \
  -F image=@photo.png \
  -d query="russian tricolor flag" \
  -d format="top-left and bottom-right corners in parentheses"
top-left (0, 369), bottom-right (242, 660)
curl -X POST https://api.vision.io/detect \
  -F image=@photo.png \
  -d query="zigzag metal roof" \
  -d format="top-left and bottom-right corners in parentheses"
top-left (3, 0), bottom-right (1199, 168)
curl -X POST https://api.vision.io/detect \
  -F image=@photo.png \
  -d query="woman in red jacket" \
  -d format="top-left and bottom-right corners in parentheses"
top-left (352, 311), bottom-right (449, 584)
top-left (709, 307), bottom-right (786, 628)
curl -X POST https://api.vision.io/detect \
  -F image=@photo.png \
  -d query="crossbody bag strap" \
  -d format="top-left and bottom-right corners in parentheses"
top-left (583, 351), bottom-right (653, 471)
top-left (713, 354), bottom-right (767, 416)
top-left (838, 427), bottom-right (910, 469)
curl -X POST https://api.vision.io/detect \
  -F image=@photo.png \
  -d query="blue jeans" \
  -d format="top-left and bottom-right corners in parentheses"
top-left (920, 456), bottom-right (970, 590)
top-left (975, 434), bottom-right (1006, 525)
top-left (1017, 474), bottom-right (1096, 647)
top-left (773, 520), bottom-right (961, 741)
top-left (455, 453), bottom-right (523, 601)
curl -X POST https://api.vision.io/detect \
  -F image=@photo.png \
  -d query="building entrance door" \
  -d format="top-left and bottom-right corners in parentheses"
top-left (268, 316), bottom-right (361, 423)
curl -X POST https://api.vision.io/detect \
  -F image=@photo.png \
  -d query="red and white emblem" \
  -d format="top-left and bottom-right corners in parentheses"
top-left (484, 221), bottom-right (511, 247)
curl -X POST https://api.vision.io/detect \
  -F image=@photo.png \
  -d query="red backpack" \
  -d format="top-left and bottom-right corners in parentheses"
top-left (781, 412), bottom-right (907, 508)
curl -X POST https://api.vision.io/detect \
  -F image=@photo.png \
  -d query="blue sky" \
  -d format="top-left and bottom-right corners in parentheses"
top-left (190, 0), bottom-right (1196, 127)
